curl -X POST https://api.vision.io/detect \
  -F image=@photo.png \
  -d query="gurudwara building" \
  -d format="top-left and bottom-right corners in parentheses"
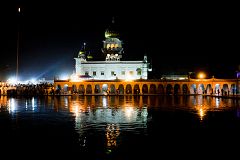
top-left (71, 19), bottom-right (152, 81)
top-left (53, 19), bottom-right (238, 96)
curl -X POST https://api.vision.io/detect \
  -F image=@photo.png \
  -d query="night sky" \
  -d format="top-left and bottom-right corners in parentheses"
top-left (0, 1), bottom-right (239, 81)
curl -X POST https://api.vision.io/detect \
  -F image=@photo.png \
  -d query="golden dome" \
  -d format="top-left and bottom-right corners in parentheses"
top-left (105, 17), bottom-right (119, 38)
top-left (105, 28), bottom-right (119, 38)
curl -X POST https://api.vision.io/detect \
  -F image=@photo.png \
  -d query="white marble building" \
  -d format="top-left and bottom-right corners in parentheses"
top-left (72, 19), bottom-right (151, 81)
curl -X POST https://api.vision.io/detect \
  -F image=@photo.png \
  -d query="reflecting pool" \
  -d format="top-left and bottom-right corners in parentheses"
top-left (0, 95), bottom-right (239, 159)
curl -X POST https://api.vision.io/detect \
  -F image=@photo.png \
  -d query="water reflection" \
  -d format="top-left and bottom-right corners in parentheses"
top-left (1, 95), bottom-right (239, 118)
top-left (106, 123), bottom-right (120, 148)
top-left (0, 95), bottom-right (239, 155)
top-left (71, 96), bottom-right (148, 123)
top-left (67, 96), bottom-right (149, 151)
top-left (9, 98), bottom-right (16, 113)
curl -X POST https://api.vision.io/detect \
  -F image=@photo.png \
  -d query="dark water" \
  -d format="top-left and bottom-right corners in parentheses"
top-left (0, 95), bottom-right (240, 159)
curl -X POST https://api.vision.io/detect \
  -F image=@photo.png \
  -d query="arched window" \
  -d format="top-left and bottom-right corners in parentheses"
top-left (136, 68), bottom-right (141, 75)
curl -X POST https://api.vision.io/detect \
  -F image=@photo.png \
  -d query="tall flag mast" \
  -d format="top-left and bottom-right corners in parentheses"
top-left (16, 7), bottom-right (21, 82)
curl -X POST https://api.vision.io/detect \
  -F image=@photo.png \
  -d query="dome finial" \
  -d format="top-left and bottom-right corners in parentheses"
top-left (112, 16), bottom-right (115, 24)
top-left (105, 17), bottom-right (119, 38)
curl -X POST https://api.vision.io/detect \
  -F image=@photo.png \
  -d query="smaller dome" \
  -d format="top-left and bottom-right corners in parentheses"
top-left (87, 55), bottom-right (93, 59)
top-left (79, 50), bottom-right (85, 55)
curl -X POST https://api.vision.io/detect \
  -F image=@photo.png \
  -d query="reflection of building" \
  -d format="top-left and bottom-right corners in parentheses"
top-left (106, 124), bottom-right (120, 148)
top-left (72, 18), bottom-right (152, 81)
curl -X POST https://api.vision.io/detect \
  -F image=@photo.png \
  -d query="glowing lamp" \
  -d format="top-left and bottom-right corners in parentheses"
top-left (198, 72), bottom-right (206, 79)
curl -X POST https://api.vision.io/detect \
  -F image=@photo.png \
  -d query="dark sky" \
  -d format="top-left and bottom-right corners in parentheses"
top-left (0, 1), bottom-right (239, 81)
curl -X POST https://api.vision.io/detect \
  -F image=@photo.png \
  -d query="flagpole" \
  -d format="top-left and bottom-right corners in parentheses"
top-left (16, 7), bottom-right (21, 83)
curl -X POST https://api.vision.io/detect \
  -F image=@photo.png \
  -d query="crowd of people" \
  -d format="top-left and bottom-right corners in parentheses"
top-left (0, 82), bottom-right (54, 96)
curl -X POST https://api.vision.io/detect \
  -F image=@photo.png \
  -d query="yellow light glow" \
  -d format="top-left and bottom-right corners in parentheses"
top-left (106, 124), bottom-right (120, 147)
top-left (199, 108), bottom-right (204, 120)
top-left (125, 107), bottom-right (134, 119)
top-left (74, 105), bottom-right (79, 117)
top-left (198, 72), bottom-right (206, 79)
top-left (70, 74), bottom-right (83, 82)
top-left (195, 105), bottom-right (206, 121)
top-left (69, 101), bottom-right (85, 117)
top-left (125, 78), bottom-right (133, 82)
top-left (125, 73), bottom-right (135, 82)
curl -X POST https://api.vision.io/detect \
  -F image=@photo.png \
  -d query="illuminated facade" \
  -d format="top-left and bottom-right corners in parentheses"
top-left (72, 19), bottom-right (152, 81)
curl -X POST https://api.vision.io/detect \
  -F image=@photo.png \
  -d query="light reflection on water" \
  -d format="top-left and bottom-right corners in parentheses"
top-left (1, 95), bottom-right (239, 123)
top-left (0, 95), bottom-right (239, 124)
top-left (0, 95), bottom-right (240, 158)
top-left (68, 96), bottom-right (149, 151)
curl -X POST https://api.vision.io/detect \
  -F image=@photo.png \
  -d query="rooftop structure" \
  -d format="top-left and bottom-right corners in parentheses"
top-left (71, 18), bottom-right (152, 81)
